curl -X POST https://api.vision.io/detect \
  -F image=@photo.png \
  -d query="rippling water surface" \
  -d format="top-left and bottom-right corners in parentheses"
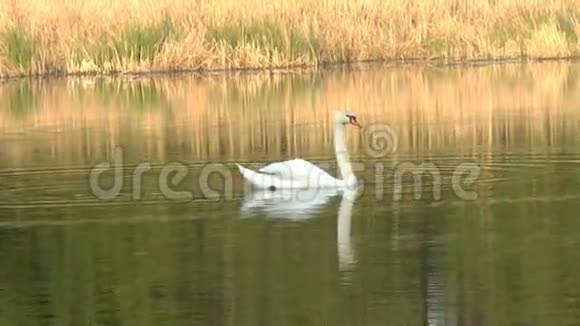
top-left (1, 62), bottom-right (580, 326)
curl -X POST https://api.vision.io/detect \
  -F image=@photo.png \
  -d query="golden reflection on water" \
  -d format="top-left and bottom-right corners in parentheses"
top-left (1, 63), bottom-right (580, 326)
top-left (1, 61), bottom-right (579, 168)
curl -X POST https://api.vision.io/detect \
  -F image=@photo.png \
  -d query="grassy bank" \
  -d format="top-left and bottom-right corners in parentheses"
top-left (0, 0), bottom-right (579, 78)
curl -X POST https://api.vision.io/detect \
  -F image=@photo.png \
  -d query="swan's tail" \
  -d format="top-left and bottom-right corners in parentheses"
top-left (235, 163), bottom-right (276, 190)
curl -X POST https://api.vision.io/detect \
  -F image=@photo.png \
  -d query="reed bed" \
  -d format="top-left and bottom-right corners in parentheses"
top-left (0, 0), bottom-right (579, 78)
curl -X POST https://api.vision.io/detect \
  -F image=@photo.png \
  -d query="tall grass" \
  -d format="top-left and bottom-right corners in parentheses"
top-left (0, 0), bottom-right (579, 78)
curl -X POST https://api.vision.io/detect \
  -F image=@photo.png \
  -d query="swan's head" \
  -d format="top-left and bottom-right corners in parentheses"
top-left (334, 111), bottom-right (362, 128)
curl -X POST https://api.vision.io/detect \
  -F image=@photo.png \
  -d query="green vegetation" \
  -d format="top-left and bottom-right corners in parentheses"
top-left (2, 26), bottom-right (37, 71)
top-left (0, 0), bottom-right (578, 76)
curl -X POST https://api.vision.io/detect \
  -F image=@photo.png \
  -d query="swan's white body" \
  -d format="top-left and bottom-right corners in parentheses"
top-left (236, 111), bottom-right (360, 191)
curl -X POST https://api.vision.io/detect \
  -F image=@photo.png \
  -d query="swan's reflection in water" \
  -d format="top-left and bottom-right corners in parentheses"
top-left (240, 187), bottom-right (358, 278)
top-left (336, 191), bottom-right (356, 277)
top-left (240, 187), bottom-right (340, 220)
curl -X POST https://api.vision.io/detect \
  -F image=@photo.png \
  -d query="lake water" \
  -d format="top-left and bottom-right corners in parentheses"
top-left (1, 62), bottom-right (580, 326)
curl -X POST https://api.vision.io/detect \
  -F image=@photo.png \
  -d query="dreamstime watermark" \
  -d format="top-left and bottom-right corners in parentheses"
top-left (364, 122), bottom-right (398, 157)
top-left (88, 123), bottom-right (481, 202)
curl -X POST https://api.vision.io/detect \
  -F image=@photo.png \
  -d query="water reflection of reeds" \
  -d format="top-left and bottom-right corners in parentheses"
top-left (1, 62), bottom-right (579, 168)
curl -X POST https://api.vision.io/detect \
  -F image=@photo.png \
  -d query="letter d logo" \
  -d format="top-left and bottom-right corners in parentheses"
top-left (89, 147), bottom-right (124, 200)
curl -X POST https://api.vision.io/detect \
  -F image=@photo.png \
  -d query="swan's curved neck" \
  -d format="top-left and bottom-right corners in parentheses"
top-left (334, 123), bottom-right (354, 182)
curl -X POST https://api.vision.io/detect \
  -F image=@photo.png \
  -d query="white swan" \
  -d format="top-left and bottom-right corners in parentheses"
top-left (235, 111), bottom-right (362, 191)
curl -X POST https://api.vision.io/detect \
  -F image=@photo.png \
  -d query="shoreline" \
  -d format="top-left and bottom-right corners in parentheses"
top-left (1, 56), bottom-right (579, 83)
top-left (2, 0), bottom-right (578, 82)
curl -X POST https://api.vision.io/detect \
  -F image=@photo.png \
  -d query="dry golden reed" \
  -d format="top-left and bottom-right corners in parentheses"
top-left (0, 0), bottom-right (579, 77)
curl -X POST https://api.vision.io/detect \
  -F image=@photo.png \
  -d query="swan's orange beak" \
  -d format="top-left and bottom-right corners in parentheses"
top-left (351, 121), bottom-right (362, 128)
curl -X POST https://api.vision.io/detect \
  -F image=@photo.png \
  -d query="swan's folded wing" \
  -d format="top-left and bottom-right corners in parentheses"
top-left (258, 159), bottom-right (336, 183)
top-left (258, 159), bottom-right (311, 179)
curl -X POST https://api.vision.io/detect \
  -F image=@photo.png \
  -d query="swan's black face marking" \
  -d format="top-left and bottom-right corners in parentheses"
top-left (345, 114), bottom-right (362, 128)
